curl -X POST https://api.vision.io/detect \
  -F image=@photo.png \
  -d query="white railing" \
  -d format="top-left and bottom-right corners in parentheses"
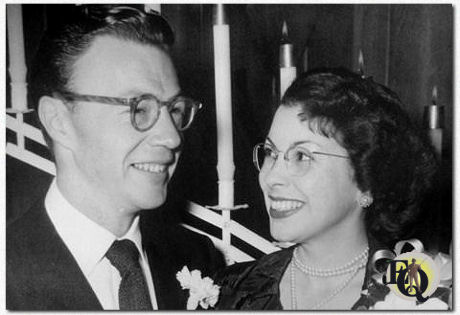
top-left (5, 114), bottom-right (278, 263)
top-left (6, 3), bottom-right (278, 265)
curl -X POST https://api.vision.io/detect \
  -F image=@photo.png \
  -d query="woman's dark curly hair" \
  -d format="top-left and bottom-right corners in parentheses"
top-left (282, 67), bottom-right (438, 245)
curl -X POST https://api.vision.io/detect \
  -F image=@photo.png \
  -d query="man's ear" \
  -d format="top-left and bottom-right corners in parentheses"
top-left (38, 96), bottom-right (75, 149)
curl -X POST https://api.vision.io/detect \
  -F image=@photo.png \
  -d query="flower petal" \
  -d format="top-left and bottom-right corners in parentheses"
top-left (187, 296), bottom-right (199, 310)
top-left (177, 267), bottom-right (220, 310)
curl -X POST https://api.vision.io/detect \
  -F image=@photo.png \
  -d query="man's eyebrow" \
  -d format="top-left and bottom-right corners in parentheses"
top-left (118, 88), bottom-right (182, 100)
top-left (166, 91), bottom-right (183, 102)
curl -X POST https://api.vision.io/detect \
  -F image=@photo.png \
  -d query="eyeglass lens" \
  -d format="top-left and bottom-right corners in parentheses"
top-left (254, 144), bottom-right (313, 177)
top-left (134, 99), bottom-right (160, 130)
top-left (133, 98), bottom-right (196, 131)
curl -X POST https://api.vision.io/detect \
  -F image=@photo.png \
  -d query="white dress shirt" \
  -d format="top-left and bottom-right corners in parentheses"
top-left (45, 179), bottom-right (158, 310)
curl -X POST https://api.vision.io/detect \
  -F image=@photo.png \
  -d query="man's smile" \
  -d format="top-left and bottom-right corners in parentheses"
top-left (132, 162), bottom-right (168, 173)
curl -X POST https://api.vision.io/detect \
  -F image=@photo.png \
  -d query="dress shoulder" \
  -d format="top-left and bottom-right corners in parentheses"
top-left (214, 260), bottom-right (257, 289)
top-left (214, 248), bottom-right (293, 310)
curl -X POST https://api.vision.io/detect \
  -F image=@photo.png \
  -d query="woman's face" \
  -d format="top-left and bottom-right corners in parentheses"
top-left (259, 105), bottom-right (365, 244)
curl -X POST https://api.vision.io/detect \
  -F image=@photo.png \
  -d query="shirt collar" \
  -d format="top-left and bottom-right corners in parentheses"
top-left (45, 178), bottom-right (143, 276)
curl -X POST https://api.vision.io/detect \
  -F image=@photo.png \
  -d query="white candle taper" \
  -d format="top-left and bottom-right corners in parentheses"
top-left (7, 4), bottom-right (28, 113)
top-left (424, 86), bottom-right (444, 159)
top-left (280, 21), bottom-right (297, 99)
top-left (213, 4), bottom-right (235, 259)
top-left (144, 4), bottom-right (161, 14)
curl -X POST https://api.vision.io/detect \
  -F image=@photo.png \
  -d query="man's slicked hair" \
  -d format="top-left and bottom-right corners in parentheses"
top-left (29, 5), bottom-right (175, 154)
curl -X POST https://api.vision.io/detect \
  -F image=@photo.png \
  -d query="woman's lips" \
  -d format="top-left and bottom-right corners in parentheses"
top-left (269, 197), bottom-right (304, 219)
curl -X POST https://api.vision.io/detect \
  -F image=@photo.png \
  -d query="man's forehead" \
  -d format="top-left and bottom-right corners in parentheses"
top-left (71, 35), bottom-right (179, 98)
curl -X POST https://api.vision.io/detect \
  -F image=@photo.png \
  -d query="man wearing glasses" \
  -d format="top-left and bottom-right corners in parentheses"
top-left (7, 5), bottom-right (224, 310)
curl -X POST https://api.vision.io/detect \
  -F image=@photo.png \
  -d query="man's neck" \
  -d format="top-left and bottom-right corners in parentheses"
top-left (56, 173), bottom-right (138, 237)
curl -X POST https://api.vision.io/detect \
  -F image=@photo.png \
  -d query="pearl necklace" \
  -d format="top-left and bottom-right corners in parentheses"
top-left (293, 246), bottom-right (369, 277)
top-left (289, 247), bottom-right (369, 310)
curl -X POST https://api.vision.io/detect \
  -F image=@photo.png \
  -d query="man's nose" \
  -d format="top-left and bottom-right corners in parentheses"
top-left (145, 107), bottom-right (181, 149)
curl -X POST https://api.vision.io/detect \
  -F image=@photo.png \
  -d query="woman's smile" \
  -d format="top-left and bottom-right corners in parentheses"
top-left (260, 106), bottom-right (363, 243)
top-left (269, 197), bottom-right (305, 219)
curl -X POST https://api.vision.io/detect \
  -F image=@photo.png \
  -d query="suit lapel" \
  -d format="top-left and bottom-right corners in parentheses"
top-left (140, 210), bottom-right (188, 310)
top-left (30, 202), bottom-right (103, 310)
top-left (145, 240), bottom-right (187, 310)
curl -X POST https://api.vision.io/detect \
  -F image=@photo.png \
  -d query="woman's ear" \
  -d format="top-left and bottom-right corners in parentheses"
top-left (357, 190), bottom-right (373, 209)
top-left (37, 96), bottom-right (75, 149)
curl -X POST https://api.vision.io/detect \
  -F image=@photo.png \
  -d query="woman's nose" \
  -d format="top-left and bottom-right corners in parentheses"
top-left (260, 157), bottom-right (289, 188)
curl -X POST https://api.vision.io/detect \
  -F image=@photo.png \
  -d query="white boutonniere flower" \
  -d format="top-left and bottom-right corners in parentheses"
top-left (176, 266), bottom-right (220, 310)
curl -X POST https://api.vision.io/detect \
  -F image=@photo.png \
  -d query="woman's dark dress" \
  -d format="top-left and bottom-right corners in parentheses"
top-left (214, 245), bottom-right (450, 310)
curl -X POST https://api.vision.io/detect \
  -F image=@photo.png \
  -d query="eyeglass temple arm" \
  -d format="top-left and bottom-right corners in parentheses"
top-left (253, 144), bottom-right (263, 170)
top-left (57, 92), bottom-right (132, 106)
top-left (313, 152), bottom-right (350, 159)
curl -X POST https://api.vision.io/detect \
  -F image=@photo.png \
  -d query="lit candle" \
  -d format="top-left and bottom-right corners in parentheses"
top-left (279, 21), bottom-right (297, 99)
top-left (7, 4), bottom-right (28, 112)
top-left (213, 4), bottom-right (234, 255)
top-left (358, 49), bottom-right (365, 78)
top-left (302, 45), bottom-right (308, 72)
top-left (424, 86), bottom-right (444, 159)
top-left (271, 76), bottom-right (277, 111)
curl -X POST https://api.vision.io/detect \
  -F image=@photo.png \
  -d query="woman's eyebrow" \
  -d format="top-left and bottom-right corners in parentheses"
top-left (291, 140), bottom-right (315, 147)
top-left (265, 138), bottom-right (321, 151)
top-left (284, 140), bottom-right (321, 150)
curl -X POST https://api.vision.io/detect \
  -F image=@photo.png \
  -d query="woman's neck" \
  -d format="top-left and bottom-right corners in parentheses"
top-left (296, 218), bottom-right (368, 270)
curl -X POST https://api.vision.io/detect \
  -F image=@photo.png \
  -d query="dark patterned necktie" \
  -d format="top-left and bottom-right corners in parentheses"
top-left (105, 239), bottom-right (153, 310)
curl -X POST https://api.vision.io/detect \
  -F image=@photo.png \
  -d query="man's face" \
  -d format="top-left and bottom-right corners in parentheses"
top-left (67, 36), bottom-right (181, 213)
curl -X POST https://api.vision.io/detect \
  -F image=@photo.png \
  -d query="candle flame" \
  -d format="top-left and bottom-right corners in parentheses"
top-left (213, 4), bottom-right (227, 25)
top-left (302, 46), bottom-right (308, 72)
top-left (272, 76), bottom-right (277, 103)
top-left (432, 86), bottom-right (438, 105)
top-left (358, 49), bottom-right (364, 76)
top-left (282, 21), bottom-right (288, 37)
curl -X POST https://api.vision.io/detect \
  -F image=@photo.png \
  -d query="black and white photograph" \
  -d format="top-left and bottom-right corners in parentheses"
top-left (4, 2), bottom-right (453, 311)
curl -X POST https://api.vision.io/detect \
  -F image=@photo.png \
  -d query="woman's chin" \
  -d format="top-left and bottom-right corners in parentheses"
top-left (269, 218), bottom-right (298, 242)
top-left (270, 229), bottom-right (295, 244)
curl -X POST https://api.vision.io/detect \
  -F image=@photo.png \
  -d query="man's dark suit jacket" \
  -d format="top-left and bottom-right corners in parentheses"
top-left (6, 199), bottom-right (225, 310)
